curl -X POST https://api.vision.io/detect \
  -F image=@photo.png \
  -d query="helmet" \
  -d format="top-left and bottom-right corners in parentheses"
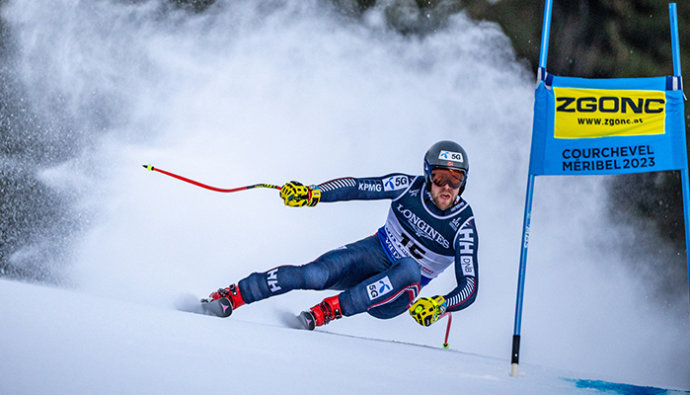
top-left (423, 140), bottom-right (469, 194)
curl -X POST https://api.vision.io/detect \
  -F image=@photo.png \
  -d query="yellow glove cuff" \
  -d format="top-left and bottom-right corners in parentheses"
top-left (307, 187), bottom-right (320, 207)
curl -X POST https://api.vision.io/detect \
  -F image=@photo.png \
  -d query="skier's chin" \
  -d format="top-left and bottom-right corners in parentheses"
top-left (434, 194), bottom-right (453, 210)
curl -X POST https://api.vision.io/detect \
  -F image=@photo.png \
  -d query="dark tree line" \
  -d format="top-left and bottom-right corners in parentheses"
top-left (0, 7), bottom-right (78, 281)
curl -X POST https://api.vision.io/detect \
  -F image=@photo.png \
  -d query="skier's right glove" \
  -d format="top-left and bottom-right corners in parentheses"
top-left (409, 295), bottom-right (447, 327)
top-left (280, 181), bottom-right (321, 207)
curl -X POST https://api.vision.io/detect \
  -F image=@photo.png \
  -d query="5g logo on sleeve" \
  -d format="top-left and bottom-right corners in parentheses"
top-left (383, 175), bottom-right (410, 191)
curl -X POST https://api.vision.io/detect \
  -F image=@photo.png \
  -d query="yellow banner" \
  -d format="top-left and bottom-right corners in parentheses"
top-left (553, 88), bottom-right (666, 139)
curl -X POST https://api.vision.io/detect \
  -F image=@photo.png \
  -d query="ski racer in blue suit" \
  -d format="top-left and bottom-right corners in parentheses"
top-left (203, 140), bottom-right (479, 330)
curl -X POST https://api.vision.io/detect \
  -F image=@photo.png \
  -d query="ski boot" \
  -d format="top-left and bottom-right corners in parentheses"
top-left (201, 284), bottom-right (245, 318)
top-left (298, 295), bottom-right (342, 330)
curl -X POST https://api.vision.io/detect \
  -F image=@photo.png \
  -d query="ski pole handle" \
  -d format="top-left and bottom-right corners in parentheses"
top-left (143, 164), bottom-right (281, 193)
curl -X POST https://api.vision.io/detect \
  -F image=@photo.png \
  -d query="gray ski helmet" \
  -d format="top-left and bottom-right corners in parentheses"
top-left (423, 140), bottom-right (469, 194)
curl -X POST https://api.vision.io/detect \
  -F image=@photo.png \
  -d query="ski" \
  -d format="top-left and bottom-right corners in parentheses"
top-left (175, 294), bottom-right (315, 330)
top-left (297, 311), bottom-right (316, 330)
top-left (173, 294), bottom-right (233, 317)
top-left (200, 297), bottom-right (233, 317)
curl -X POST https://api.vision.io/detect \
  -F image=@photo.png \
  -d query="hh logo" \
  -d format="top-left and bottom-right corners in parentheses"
top-left (266, 268), bottom-right (281, 293)
top-left (367, 276), bottom-right (393, 300)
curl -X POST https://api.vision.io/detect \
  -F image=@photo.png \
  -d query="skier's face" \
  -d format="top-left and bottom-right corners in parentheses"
top-left (429, 181), bottom-right (460, 210)
top-left (429, 168), bottom-right (463, 210)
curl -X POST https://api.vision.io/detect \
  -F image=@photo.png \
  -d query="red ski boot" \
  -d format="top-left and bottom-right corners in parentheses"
top-left (201, 284), bottom-right (245, 317)
top-left (299, 295), bottom-right (343, 330)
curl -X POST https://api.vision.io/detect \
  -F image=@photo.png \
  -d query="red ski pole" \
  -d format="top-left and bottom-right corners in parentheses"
top-left (143, 164), bottom-right (281, 193)
top-left (442, 312), bottom-right (453, 349)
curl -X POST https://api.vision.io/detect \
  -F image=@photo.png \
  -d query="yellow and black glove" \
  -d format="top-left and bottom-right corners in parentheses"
top-left (409, 295), bottom-right (447, 327)
top-left (280, 181), bottom-right (321, 207)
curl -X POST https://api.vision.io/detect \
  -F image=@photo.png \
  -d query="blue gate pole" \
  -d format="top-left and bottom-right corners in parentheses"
top-left (669, 3), bottom-right (690, 307)
top-left (537, 0), bottom-right (553, 69)
top-left (510, 0), bottom-right (553, 378)
top-left (670, 4), bottom-right (681, 76)
top-left (510, 174), bottom-right (536, 377)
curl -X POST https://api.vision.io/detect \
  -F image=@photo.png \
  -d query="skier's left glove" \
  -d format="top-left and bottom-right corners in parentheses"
top-left (409, 295), bottom-right (447, 327)
top-left (280, 181), bottom-right (321, 207)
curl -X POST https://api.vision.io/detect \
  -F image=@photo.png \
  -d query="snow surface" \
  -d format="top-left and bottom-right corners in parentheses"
top-left (1, 278), bottom-right (685, 395)
top-left (1, 0), bottom-right (689, 393)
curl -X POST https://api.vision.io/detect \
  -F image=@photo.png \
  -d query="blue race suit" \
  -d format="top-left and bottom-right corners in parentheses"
top-left (238, 174), bottom-right (479, 319)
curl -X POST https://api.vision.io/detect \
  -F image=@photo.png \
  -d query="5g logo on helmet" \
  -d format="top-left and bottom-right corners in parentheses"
top-left (438, 150), bottom-right (465, 163)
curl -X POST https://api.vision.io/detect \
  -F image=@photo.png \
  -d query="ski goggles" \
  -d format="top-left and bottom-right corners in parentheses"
top-left (431, 168), bottom-right (465, 189)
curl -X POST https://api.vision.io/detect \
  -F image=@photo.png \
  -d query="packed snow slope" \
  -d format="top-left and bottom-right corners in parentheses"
top-left (1, 0), bottom-right (689, 392)
top-left (1, 278), bottom-right (687, 395)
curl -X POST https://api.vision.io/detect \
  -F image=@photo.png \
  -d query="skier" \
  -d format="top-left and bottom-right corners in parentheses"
top-left (202, 140), bottom-right (479, 330)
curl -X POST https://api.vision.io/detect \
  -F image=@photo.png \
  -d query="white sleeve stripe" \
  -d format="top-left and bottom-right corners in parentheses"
top-left (447, 277), bottom-right (476, 308)
top-left (319, 178), bottom-right (357, 191)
